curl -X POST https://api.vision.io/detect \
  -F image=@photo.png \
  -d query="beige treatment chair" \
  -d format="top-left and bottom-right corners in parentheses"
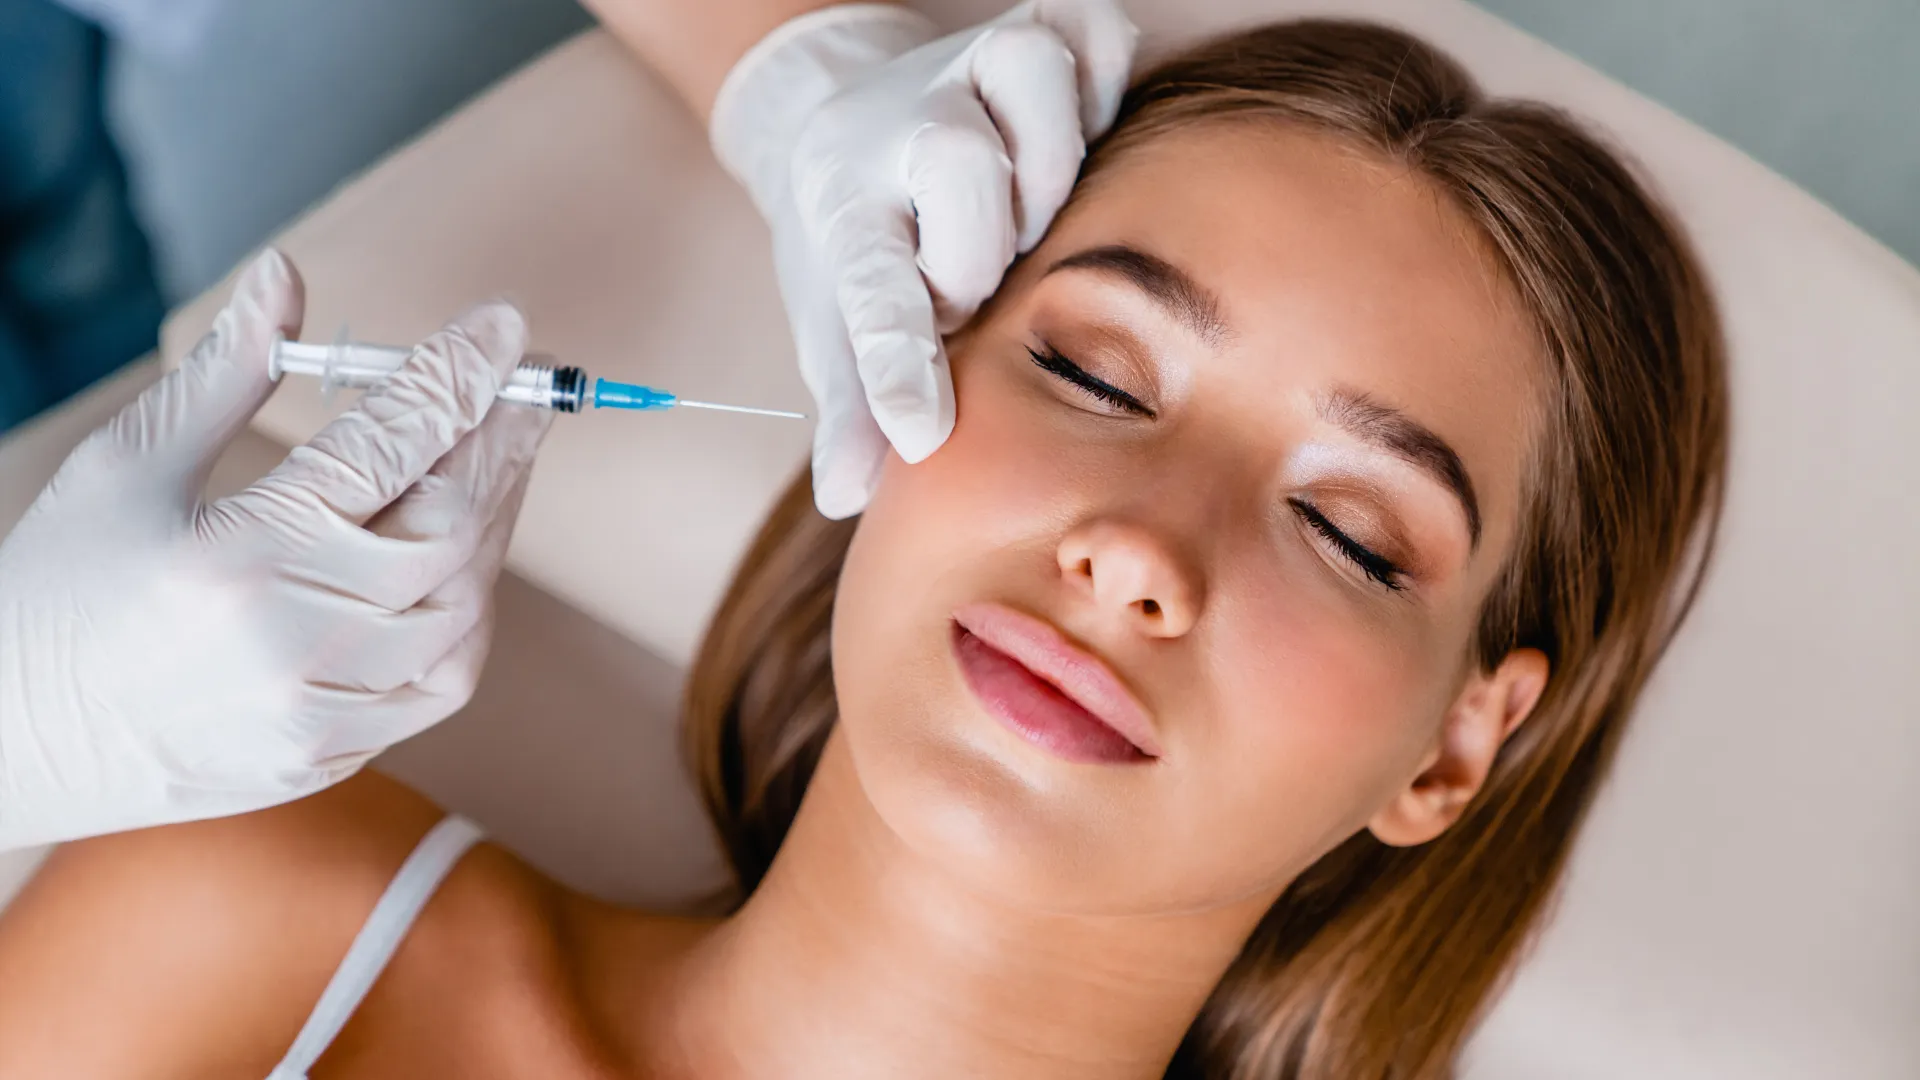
top-left (1, 1), bottom-right (1915, 1075)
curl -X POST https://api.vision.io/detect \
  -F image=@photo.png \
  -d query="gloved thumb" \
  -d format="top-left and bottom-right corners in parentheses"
top-left (108, 248), bottom-right (304, 494)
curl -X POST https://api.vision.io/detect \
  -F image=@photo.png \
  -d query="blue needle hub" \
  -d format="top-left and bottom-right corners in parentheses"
top-left (592, 378), bottom-right (677, 410)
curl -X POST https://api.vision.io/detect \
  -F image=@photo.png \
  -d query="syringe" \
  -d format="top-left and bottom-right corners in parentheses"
top-left (268, 333), bottom-right (806, 419)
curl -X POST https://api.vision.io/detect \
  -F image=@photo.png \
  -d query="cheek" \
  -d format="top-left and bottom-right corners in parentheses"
top-left (831, 354), bottom-right (1087, 741)
top-left (1167, 562), bottom-right (1462, 888)
top-left (840, 354), bottom-right (1104, 606)
top-left (887, 369), bottom-right (1095, 527)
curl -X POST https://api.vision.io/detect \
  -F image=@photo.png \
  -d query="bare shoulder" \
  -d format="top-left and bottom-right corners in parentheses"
top-left (0, 771), bottom-right (565, 1079)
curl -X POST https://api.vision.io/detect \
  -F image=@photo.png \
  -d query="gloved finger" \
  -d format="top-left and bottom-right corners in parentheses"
top-left (89, 248), bottom-right (304, 495)
top-left (902, 114), bottom-right (1017, 327)
top-left (366, 397), bottom-right (550, 547)
top-left (965, 22), bottom-right (1084, 254)
top-left (348, 399), bottom-right (550, 611)
top-left (811, 383), bottom-right (891, 519)
top-left (214, 379), bottom-right (547, 612)
top-left (306, 601), bottom-right (496, 766)
top-left (810, 203), bottom-right (956, 464)
top-left (1030, 0), bottom-right (1139, 136)
top-left (313, 469), bottom-right (529, 696)
top-left (769, 227), bottom-right (892, 518)
top-left (256, 300), bottom-right (527, 526)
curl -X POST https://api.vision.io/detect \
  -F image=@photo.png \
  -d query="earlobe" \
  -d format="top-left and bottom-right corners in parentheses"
top-left (1367, 648), bottom-right (1550, 847)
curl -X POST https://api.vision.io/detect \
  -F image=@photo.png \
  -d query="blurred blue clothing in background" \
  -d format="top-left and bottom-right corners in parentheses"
top-left (0, 0), bottom-right (164, 433)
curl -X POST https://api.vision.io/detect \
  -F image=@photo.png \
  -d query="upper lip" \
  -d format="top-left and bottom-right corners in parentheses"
top-left (951, 602), bottom-right (1163, 758)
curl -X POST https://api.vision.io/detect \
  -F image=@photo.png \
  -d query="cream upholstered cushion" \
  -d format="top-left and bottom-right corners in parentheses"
top-left (147, 2), bottom-right (1919, 1075)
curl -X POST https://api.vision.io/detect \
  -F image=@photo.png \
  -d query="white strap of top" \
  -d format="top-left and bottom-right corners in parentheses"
top-left (266, 814), bottom-right (485, 1080)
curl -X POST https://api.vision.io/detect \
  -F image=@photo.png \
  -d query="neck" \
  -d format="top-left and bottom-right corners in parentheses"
top-left (648, 733), bottom-right (1269, 1080)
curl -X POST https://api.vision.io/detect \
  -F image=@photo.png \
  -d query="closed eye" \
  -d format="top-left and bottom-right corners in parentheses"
top-left (1026, 344), bottom-right (1155, 418)
top-left (1289, 498), bottom-right (1407, 592)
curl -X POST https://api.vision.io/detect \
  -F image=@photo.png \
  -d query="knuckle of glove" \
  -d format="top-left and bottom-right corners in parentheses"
top-left (293, 418), bottom-right (421, 511)
top-left (791, 96), bottom-right (881, 198)
top-left (489, 403), bottom-right (555, 470)
top-left (400, 328), bottom-right (497, 427)
top-left (367, 532), bottom-right (477, 613)
top-left (417, 630), bottom-right (492, 708)
top-left (976, 20), bottom-right (1071, 72)
top-left (906, 121), bottom-right (1012, 187)
top-left (366, 547), bottom-right (453, 614)
top-left (789, 144), bottom-right (869, 243)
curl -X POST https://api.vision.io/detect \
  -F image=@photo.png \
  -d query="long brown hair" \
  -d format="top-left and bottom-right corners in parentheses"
top-left (683, 19), bottom-right (1728, 1079)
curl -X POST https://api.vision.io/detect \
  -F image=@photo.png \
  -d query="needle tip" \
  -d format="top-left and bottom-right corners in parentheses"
top-left (676, 399), bottom-right (809, 419)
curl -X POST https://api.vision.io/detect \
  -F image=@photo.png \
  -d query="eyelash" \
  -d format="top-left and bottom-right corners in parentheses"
top-left (1026, 343), bottom-right (1155, 417)
top-left (1288, 498), bottom-right (1407, 592)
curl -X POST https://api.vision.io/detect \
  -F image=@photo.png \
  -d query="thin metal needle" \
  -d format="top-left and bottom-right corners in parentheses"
top-left (675, 399), bottom-right (809, 419)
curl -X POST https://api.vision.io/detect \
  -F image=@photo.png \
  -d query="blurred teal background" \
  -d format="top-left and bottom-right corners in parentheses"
top-left (1472, 0), bottom-right (1917, 274)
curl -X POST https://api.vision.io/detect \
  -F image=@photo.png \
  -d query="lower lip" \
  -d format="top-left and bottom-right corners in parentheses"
top-left (951, 625), bottom-right (1148, 765)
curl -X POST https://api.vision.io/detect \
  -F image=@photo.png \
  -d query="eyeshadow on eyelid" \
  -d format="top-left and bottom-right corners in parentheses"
top-left (1310, 492), bottom-right (1398, 540)
top-left (1033, 328), bottom-right (1160, 403)
top-left (1048, 287), bottom-right (1221, 402)
top-left (1282, 469), bottom-right (1431, 575)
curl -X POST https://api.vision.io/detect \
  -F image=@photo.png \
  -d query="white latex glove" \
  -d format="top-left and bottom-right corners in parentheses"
top-left (710, 0), bottom-right (1137, 518)
top-left (0, 250), bottom-right (552, 850)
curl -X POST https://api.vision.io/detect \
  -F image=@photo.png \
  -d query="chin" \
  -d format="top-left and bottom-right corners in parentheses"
top-left (835, 689), bottom-right (1176, 917)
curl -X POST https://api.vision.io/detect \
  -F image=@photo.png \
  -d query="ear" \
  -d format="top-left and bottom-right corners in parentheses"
top-left (1368, 648), bottom-right (1549, 847)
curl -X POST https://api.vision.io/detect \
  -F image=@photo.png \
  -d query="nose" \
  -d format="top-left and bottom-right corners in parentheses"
top-left (1056, 519), bottom-right (1204, 639)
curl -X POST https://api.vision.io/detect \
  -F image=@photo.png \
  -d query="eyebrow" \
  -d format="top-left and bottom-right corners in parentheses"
top-left (1044, 244), bottom-right (1230, 346)
top-left (1320, 388), bottom-right (1483, 548)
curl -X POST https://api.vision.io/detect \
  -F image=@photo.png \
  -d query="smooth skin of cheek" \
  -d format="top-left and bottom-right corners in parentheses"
top-left (1181, 570), bottom-right (1474, 891)
top-left (831, 122), bottom-right (1544, 919)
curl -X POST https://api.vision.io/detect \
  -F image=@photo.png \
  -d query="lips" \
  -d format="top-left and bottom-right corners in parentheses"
top-left (950, 603), bottom-right (1160, 765)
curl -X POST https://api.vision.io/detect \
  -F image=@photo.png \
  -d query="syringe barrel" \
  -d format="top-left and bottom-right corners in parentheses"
top-left (269, 338), bottom-right (411, 387)
top-left (505, 364), bottom-right (588, 412)
top-left (269, 336), bottom-right (585, 411)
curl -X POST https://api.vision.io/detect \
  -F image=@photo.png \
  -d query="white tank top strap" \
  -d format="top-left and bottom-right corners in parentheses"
top-left (266, 814), bottom-right (486, 1080)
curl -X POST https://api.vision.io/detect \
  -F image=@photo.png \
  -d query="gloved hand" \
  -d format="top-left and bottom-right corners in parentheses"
top-left (0, 250), bottom-right (551, 850)
top-left (710, 0), bottom-right (1137, 518)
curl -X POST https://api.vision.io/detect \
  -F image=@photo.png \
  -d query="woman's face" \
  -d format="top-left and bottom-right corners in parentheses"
top-left (832, 122), bottom-right (1549, 916)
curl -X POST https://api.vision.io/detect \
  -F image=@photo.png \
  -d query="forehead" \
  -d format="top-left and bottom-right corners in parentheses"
top-left (1044, 121), bottom-right (1542, 544)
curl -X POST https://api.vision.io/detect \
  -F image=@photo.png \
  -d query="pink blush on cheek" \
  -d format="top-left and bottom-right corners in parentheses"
top-left (892, 388), bottom-right (1096, 531)
top-left (1208, 584), bottom-right (1441, 797)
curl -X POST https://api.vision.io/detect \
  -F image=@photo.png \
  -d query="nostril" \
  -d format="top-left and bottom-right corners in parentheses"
top-left (1139, 599), bottom-right (1161, 617)
top-left (1074, 557), bottom-right (1094, 578)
